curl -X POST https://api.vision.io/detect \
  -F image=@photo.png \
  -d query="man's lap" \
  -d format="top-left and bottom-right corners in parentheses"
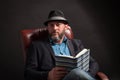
top-left (63, 68), bottom-right (96, 80)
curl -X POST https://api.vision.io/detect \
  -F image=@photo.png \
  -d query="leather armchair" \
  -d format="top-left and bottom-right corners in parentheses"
top-left (21, 27), bottom-right (109, 80)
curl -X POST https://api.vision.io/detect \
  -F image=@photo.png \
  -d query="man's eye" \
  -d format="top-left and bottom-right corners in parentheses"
top-left (56, 24), bottom-right (60, 26)
top-left (57, 23), bottom-right (62, 26)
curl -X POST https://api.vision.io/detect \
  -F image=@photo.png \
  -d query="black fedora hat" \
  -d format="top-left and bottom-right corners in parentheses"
top-left (44, 10), bottom-right (68, 26)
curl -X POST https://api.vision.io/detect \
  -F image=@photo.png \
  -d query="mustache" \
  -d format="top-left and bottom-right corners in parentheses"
top-left (52, 30), bottom-right (58, 33)
top-left (51, 31), bottom-right (59, 34)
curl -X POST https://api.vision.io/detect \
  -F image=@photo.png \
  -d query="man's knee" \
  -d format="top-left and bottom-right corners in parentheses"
top-left (70, 68), bottom-right (83, 76)
top-left (70, 68), bottom-right (87, 77)
top-left (69, 68), bottom-right (95, 80)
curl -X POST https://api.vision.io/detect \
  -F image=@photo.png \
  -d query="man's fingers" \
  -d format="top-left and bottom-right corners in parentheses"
top-left (55, 67), bottom-right (67, 71)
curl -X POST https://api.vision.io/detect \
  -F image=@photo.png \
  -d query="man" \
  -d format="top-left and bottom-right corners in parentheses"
top-left (24, 10), bottom-right (99, 80)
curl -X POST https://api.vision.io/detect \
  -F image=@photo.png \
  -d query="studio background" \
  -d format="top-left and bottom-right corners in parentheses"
top-left (1, 0), bottom-right (119, 80)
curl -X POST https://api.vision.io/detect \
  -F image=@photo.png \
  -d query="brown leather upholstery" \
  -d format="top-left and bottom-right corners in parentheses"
top-left (21, 27), bottom-right (109, 80)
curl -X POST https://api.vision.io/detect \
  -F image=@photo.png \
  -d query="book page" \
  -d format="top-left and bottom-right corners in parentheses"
top-left (75, 49), bottom-right (89, 58)
top-left (55, 54), bottom-right (74, 58)
top-left (55, 48), bottom-right (89, 59)
top-left (55, 48), bottom-right (90, 71)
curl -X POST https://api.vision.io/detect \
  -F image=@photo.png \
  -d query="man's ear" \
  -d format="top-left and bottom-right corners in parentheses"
top-left (64, 25), bottom-right (73, 39)
top-left (65, 24), bottom-right (71, 30)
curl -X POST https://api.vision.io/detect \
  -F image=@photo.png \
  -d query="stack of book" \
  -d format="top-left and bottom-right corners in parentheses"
top-left (55, 48), bottom-right (90, 71)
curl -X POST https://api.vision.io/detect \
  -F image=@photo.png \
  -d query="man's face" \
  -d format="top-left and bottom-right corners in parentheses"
top-left (47, 21), bottom-right (67, 42)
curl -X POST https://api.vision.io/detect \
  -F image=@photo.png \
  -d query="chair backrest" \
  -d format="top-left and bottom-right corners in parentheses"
top-left (21, 26), bottom-right (74, 61)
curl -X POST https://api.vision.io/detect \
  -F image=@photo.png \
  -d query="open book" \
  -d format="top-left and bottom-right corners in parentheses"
top-left (55, 48), bottom-right (90, 71)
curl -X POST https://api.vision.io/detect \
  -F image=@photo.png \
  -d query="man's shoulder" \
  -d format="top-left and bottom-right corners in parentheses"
top-left (68, 39), bottom-right (82, 44)
top-left (31, 39), bottom-right (49, 46)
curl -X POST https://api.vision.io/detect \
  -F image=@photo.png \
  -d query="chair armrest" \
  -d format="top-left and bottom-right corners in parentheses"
top-left (96, 72), bottom-right (109, 80)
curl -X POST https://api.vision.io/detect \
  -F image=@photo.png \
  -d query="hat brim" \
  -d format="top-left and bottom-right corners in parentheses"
top-left (44, 16), bottom-right (68, 26)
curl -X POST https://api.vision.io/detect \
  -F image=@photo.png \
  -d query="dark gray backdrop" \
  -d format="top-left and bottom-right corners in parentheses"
top-left (1, 0), bottom-right (119, 80)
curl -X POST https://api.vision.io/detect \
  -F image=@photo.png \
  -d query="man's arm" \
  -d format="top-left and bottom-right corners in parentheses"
top-left (24, 42), bottom-right (49, 80)
top-left (89, 56), bottom-right (99, 77)
top-left (76, 39), bottom-right (99, 76)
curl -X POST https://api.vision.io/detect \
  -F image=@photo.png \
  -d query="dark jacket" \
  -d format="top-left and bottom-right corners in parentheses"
top-left (24, 38), bottom-right (99, 80)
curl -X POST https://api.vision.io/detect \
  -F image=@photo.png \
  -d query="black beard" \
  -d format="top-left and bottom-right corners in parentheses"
top-left (51, 32), bottom-right (64, 42)
top-left (51, 36), bottom-right (61, 42)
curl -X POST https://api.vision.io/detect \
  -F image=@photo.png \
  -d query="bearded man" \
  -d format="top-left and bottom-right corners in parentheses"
top-left (24, 10), bottom-right (99, 80)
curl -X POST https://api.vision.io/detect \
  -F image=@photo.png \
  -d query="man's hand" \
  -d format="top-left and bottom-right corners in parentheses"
top-left (48, 67), bottom-right (68, 80)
